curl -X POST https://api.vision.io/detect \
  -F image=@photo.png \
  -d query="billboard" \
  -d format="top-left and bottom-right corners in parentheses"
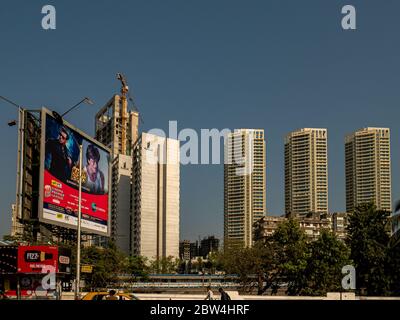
top-left (17, 246), bottom-right (58, 274)
top-left (39, 108), bottom-right (111, 236)
top-left (1, 245), bottom-right (71, 274)
top-left (0, 246), bottom-right (18, 274)
top-left (58, 247), bottom-right (72, 274)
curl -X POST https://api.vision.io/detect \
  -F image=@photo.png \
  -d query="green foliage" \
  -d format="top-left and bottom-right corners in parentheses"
top-left (124, 255), bottom-right (149, 280)
top-left (79, 242), bottom-right (148, 290)
top-left (220, 241), bottom-right (274, 294)
top-left (149, 256), bottom-right (179, 274)
top-left (387, 243), bottom-right (400, 295)
top-left (269, 218), bottom-right (309, 295)
top-left (346, 203), bottom-right (391, 296)
top-left (2, 235), bottom-right (19, 242)
top-left (80, 242), bottom-right (124, 289)
top-left (303, 230), bottom-right (351, 296)
top-left (205, 251), bottom-right (219, 274)
top-left (220, 218), bottom-right (354, 296)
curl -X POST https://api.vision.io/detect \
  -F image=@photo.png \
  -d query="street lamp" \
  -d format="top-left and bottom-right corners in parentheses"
top-left (1, 96), bottom-right (25, 228)
top-left (61, 97), bottom-right (94, 118)
top-left (52, 97), bottom-right (94, 300)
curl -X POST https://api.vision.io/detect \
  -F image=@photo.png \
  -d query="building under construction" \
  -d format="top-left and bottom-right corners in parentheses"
top-left (95, 94), bottom-right (139, 159)
top-left (94, 75), bottom-right (139, 254)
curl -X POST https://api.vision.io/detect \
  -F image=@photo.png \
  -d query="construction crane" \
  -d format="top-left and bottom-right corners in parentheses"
top-left (116, 73), bottom-right (143, 155)
top-left (116, 73), bottom-right (129, 154)
top-left (117, 72), bottom-right (129, 96)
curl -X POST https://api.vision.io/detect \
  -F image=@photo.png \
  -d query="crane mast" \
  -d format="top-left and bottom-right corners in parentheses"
top-left (116, 73), bottom-right (128, 155)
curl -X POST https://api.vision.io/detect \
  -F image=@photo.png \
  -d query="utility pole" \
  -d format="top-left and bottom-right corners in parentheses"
top-left (0, 96), bottom-right (25, 236)
top-left (52, 97), bottom-right (94, 300)
top-left (75, 143), bottom-right (83, 300)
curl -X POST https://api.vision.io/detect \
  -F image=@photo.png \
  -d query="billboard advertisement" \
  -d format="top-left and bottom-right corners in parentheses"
top-left (39, 108), bottom-right (111, 235)
top-left (1, 245), bottom-right (71, 274)
top-left (0, 246), bottom-right (18, 274)
top-left (58, 247), bottom-right (72, 274)
top-left (17, 246), bottom-right (58, 274)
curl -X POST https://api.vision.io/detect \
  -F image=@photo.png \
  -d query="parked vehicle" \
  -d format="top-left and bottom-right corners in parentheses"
top-left (81, 291), bottom-right (139, 301)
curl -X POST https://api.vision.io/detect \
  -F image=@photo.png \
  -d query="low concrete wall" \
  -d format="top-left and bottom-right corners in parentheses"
top-left (133, 292), bottom-right (336, 300)
top-left (61, 292), bottom-right (79, 300)
top-left (61, 291), bottom-right (400, 301)
top-left (135, 291), bottom-right (241, 300)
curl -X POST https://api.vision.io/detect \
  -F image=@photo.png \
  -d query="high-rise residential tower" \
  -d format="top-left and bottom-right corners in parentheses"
top-left (345, 127), bottom-right (391, 212)
top-left (94, 94), bottom-right (139, 254)
top-left (285, 128), bottom-right (328, 216)
top-left (224, 129), bottom-right (266, 248)
top-left (131, 132), bottom-right (180, 260)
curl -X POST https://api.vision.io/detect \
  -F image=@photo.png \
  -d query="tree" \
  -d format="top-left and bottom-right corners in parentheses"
top-left (205, 251), bottom-right (220, 274)
top-left (303, 230), bottom-right (351, 296)
top-left (269, 218), bottom-right (309, 295)
top-left (388, 201), bottom-right (400, 296)
top-left (2, 235), bottom-right (19, 243)
top-left (387, 242), bottom-right (400, 296)
top-left (149, 256), bottom-right (179, 274)
top-left (346, 203), bottom-right (391, 296)
top-left (220, 242), bottom-right (273, 294)
top-left (124, 255), bottom-right (149, 280)
top-left (81, 242), bottom-right (126, 290)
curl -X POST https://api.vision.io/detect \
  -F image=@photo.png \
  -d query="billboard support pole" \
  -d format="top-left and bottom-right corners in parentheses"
top-left (16, 275), bottom-right (21, 300)
top-left (0, 96), bottom-right (26, 231)
top-left (16, 107), bottom-right (25, 223)
top-left (75, 144), bottom-right (83, 300)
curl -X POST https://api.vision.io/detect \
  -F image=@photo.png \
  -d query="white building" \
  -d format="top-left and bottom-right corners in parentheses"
top-left (224, 129), bottom-right (266, 248)
top-left (285, 128), bottom-right (328, 216)
top-left (345, 127), bottom-right (391, 212)
top-left (131, 132), bottom-right (180, 260)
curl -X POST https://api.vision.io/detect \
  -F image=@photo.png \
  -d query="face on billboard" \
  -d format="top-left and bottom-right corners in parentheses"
top-left (41, 112), bottom-right (110, 235)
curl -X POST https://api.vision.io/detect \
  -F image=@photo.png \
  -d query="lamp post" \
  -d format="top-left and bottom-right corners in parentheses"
top-left (61, 97), bottom-right (94, 117)
top-left (0, 96), bottom-right (25, 246)
top-left (76, 143), bottom-right (83, 299)
top-left (52, 97), bottom-right (94, 300)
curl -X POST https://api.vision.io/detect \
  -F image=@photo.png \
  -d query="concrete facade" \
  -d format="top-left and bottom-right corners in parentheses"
top-left (110, 154), bottom-right (132, 255)
top-left (131, 132), bottom-right (180, 260)
top-left (179, 240), bottom-right (191, 260)
top-left (224, 129), bottom-right (266, 248)
top-left (10, 203), bottom-right (24, 237)
top-left (345, 127), bottom-right (391, 212)
top-left (331, 212), bottom-right (348, 241)
top-left (94, 94), bottom-right (139, 251)
top-left (285, 128), bottom-right (328, 216)
top-left (95, 95), bottom-right (139, 159)
top-left (254, 213), bottom-right (342, 242)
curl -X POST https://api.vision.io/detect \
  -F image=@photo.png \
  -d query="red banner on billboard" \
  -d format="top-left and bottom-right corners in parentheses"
top-left (17, 246), bottom-right (58, 274)
top-left (44, 170), bottom-right (108, 221)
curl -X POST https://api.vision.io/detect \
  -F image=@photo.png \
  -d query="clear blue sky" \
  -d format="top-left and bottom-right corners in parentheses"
top-left (1, 0), bottom-right (400, 241)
